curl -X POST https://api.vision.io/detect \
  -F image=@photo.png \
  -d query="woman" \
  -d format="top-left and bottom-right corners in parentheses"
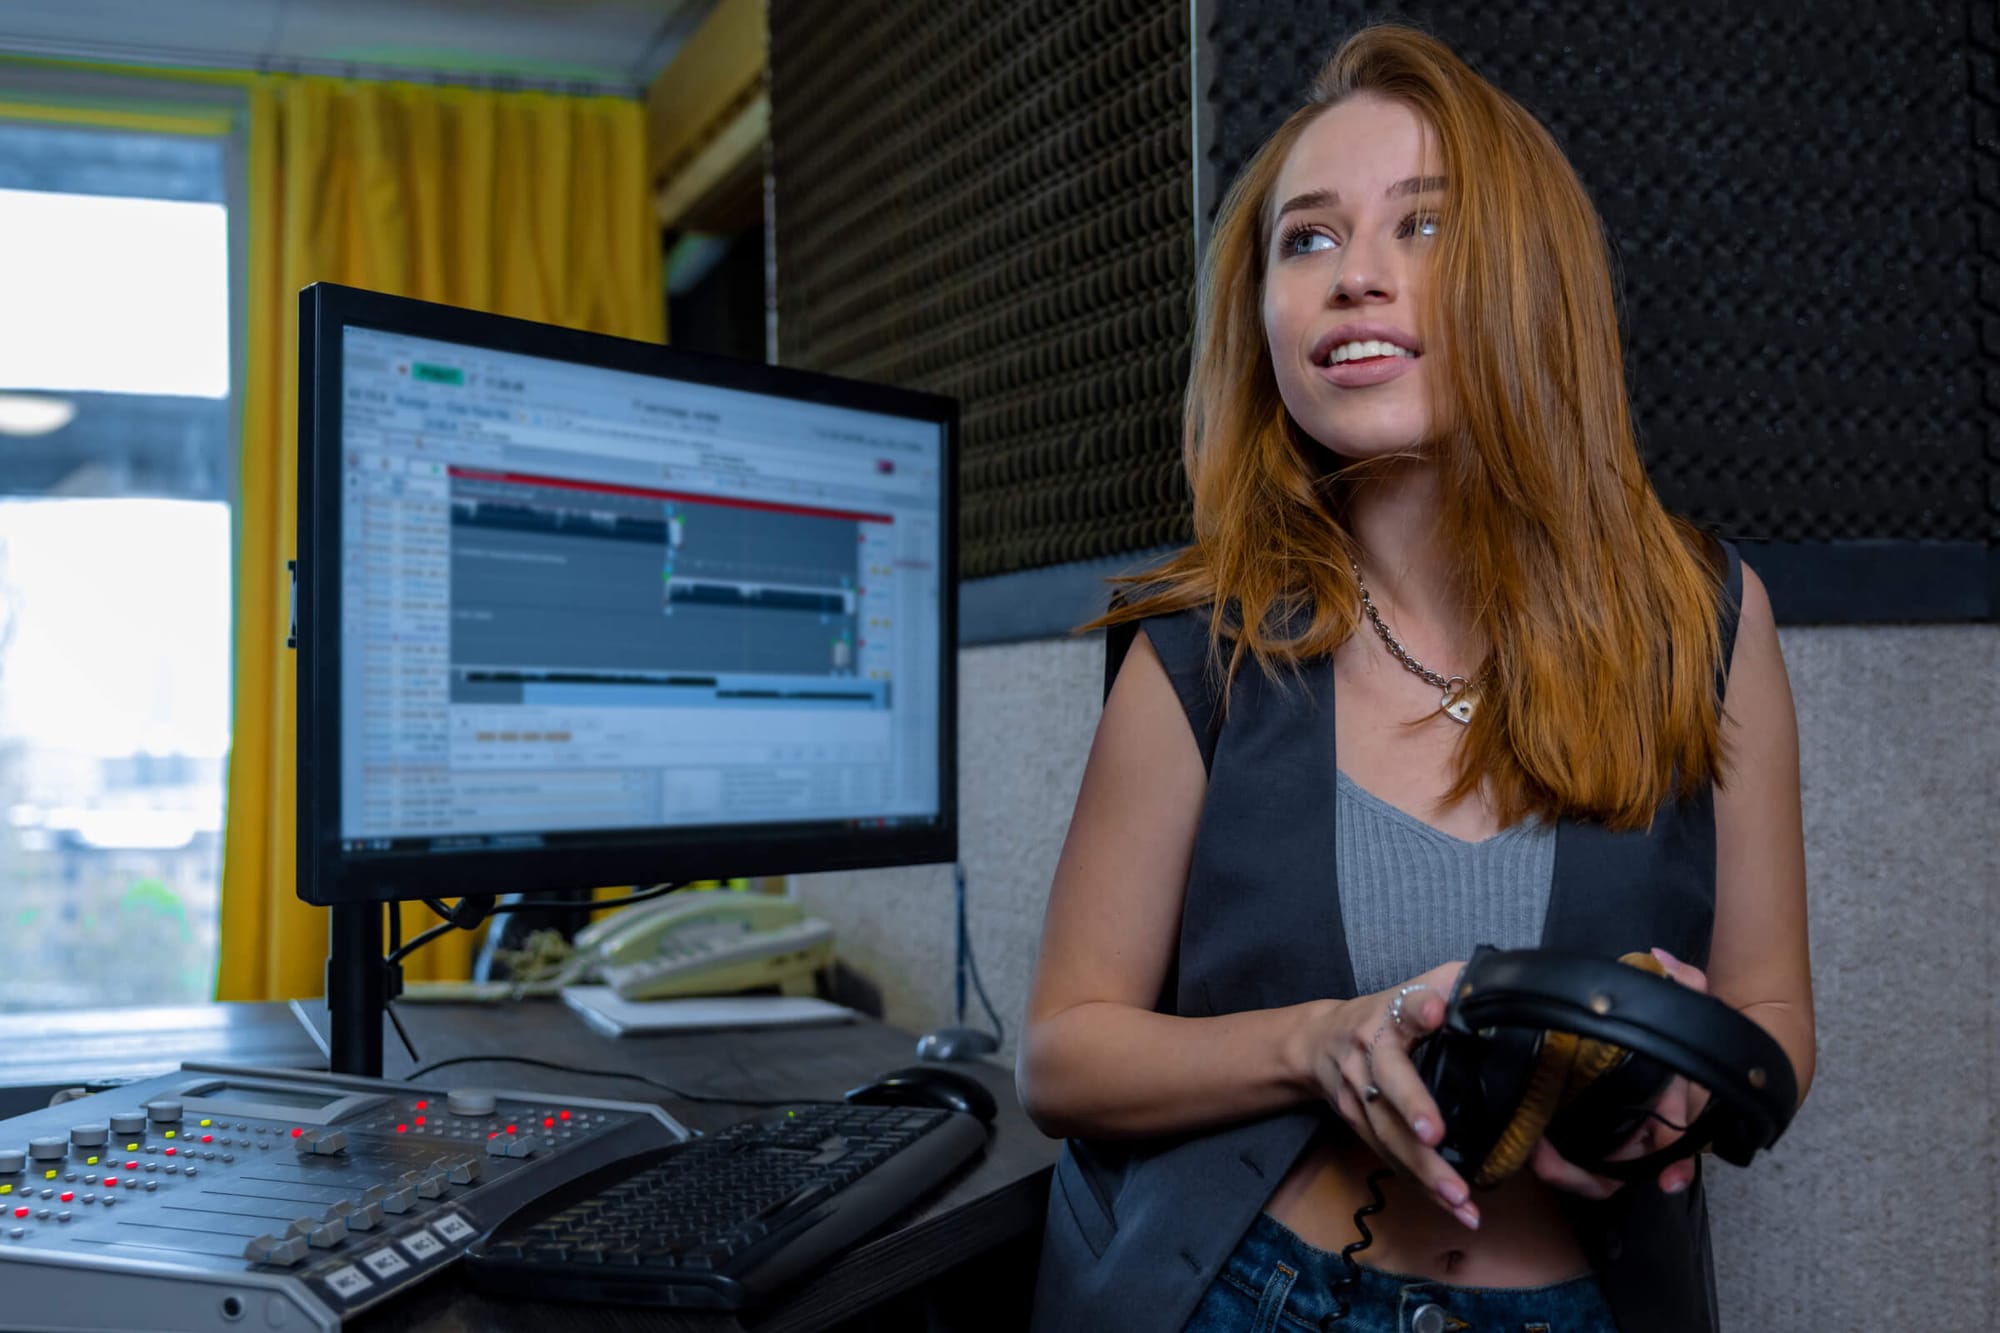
top-left (1016, 24), bottom-right (1814, 1333)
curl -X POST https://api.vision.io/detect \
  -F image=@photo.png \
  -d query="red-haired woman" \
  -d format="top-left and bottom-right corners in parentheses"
top-left (1017, 24), bottom-right (1814, 1333)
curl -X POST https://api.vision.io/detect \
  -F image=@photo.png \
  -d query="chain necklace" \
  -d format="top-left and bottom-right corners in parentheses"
top-left (1351, 560), bottom-right (1483, 725)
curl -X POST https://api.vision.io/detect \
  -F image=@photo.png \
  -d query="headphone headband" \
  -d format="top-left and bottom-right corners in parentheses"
top-left (1421, 947), bottom-right (1798, 1181)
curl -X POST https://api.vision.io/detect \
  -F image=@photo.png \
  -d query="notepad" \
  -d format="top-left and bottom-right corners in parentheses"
top-left (560, 985), bottom-right (857, 1038)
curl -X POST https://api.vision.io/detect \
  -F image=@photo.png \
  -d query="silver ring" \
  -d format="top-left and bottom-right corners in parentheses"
top-left (1363, 1084), bottom-right (1382, 1103)
top-left (1388, 983), bottom-right (1432, 1032)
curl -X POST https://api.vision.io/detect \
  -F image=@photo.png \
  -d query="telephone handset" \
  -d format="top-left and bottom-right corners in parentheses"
top-left (584, 893), bottom-right (837, 1001)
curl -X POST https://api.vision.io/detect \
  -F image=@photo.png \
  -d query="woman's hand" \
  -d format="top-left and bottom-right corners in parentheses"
top-left (1302, 961), bottom-right (1479, 1229)
top-left (1529, 946), bottom-right (1712, 1199)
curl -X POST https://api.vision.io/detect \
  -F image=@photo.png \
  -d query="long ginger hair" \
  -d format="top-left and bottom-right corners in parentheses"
top-left (1099, 24), bottom-right (1729, 831)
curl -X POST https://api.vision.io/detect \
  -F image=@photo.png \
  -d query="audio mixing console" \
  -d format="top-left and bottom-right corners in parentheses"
top-left (0, 1061), bottom-right (688, 1332)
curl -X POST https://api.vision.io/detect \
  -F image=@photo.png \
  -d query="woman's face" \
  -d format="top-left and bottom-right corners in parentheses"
top-left (1261, 94), bottom-right (1444, 461)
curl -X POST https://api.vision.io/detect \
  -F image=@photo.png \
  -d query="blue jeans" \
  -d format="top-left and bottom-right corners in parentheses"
top-left (1182, 1212), bottom-right (1618, 1333)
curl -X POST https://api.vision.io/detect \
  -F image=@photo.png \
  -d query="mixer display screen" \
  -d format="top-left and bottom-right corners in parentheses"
top-left (198, 1085), bottom-right (353, 1112)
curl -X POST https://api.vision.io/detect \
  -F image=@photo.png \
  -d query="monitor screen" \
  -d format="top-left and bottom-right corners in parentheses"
top-left (297, 286), bottom-right (957, 906)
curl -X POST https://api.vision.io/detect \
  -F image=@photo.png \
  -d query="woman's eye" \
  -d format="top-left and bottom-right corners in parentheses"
top-left (1398, 212), bottom-right (1442, 240)
top-left (1281, 226), bottom-right (1337, 256)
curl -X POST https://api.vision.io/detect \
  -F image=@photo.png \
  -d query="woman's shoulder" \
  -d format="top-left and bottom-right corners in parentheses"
top-left (1103, 587), bottom-right (1218, 691)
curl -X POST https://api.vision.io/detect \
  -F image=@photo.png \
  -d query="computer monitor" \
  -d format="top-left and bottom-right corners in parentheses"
top-left (294, 284), bottom-right (957, 1072)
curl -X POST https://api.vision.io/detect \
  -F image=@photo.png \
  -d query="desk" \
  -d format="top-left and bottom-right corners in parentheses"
top-left (0, 1000), bottom-right (1057, 1333)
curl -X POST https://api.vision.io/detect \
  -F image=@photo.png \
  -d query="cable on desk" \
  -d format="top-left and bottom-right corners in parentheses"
top-left (955, 864), bottom-right (1007, 1047)
top-left (402, 1053), bottom-right (799, 1109)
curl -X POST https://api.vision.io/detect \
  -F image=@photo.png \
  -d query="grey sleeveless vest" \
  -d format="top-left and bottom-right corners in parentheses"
top-left (1031, 542), bottom-right (1743, 1333)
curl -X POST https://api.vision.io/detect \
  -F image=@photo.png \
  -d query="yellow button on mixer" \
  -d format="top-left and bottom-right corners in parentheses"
top-left (126, 1144), bottom-right (138, 1152)
top-left (164, 1132), bottom-right (175, 1140)
top-left (1, 1185), bottom-right (12, 1195)
top-left (44, 1171), bottom-right (56, 1181)
top-left (199, 1120), bottom-right (211, 1128)
top-left (86, 1158), bottom-right (98, 1166)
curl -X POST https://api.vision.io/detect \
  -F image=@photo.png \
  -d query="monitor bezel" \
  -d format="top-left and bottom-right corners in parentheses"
top-left (297, 283), bottom-right (959, 908)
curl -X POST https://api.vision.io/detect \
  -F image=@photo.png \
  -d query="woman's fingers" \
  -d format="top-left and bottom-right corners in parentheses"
top-left (1650, 947), bottom-right (1709, 994)
top-left (1528, 1139), bottom-right (1622, 1201)
top-left (1362, 1091), bottom-right (1479, 1228)
top-left (1358, 993), bottom-right (1476, 1227)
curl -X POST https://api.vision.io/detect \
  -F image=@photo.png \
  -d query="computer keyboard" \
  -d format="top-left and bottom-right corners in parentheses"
top-left (462, 1099), bottom-right (989, 1310)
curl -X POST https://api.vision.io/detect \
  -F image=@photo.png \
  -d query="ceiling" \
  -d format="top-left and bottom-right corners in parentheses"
top-left (0, 0), bottom-right (718, 95)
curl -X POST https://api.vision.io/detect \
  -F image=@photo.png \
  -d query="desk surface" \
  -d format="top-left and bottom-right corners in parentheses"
top-left (0, 999), bottom-right (1056, 1333)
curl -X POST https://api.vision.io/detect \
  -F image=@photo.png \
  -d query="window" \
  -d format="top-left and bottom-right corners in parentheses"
top-left (0, 120), bottom-right (233, 1008)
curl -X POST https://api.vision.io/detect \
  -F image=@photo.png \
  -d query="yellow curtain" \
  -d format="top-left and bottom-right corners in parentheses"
top-left (218, 76), bottom-right (663, 1002)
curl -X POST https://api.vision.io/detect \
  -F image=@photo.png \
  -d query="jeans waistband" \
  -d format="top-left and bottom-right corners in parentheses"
top-left (1220, 1211), bottom-right (1616, 1330)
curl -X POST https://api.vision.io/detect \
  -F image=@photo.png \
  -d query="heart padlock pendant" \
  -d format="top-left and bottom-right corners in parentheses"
top-left (1440, 678), bottom-right (1475, 725)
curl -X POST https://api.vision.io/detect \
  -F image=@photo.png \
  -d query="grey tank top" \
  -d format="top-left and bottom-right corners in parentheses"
top-left (1336, 771), bottom-right (1556, 997)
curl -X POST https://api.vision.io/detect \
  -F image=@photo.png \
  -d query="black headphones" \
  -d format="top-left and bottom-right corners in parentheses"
top-left (1411, 946), bottom-right (1798, 1188)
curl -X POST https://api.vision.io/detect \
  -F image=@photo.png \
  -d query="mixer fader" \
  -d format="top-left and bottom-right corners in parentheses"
top-left (0, 1061), bottom-right (688, 1331)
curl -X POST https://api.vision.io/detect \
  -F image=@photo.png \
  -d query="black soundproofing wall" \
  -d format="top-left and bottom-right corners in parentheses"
top-left (768, 1), bottom-right (1194, 581)
top-left (770, 2), bottom-right (1996, 627)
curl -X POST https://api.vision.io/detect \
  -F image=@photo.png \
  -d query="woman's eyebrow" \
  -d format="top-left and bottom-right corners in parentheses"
top-left (1385, 175), bottom-right (1448, 198)
top-left (1274, 176), bottom-right (1448, 223)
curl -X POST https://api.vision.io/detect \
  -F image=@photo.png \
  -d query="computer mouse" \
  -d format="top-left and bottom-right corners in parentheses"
top-left (843, 1065), bottom-right (998, 1124)
top-left (914, 1025), bottom-right (1000, 1062)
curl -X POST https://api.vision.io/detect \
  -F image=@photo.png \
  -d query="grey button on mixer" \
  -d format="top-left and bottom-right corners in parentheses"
top-left (28, 1138), bottom-right (66, 1162)
top-left (445, 1157), bottom-right (481, 1185)
top-left (108, 1113), bottom-right (147, 1136)
top-left (381, 1186), bottom-right (417, 1215)
top-left (445, 1090), bottom-right (496, 1118)
top-left (244, 1234), bottom-right (310, 1267)
top-left (308, 1219), bottom-right (348, 1248)
top-left (0, 1149), bottom-right (24, 1174)
top-left (346, 1201), bottom-right (384, 1231)
top-left (145, 1100), bottom-right (183, 1124)
top-left (68, 1125), bottom-right (107, 1149)
top-left (7, 1228), bottom-right (21, 1239)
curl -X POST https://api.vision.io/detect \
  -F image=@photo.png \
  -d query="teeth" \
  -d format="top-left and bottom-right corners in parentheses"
top-left (1326, 339), bottom-right (1414, 365)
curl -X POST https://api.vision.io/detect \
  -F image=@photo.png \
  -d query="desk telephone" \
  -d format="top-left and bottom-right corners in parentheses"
top-left (585, 893), bottom-right (835, 1000)
top-left (405, 894), bottom-right (836, 1003)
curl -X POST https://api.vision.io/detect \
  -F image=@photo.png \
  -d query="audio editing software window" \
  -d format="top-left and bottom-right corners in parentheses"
top-left (336, 327), bottom-right (944, 850)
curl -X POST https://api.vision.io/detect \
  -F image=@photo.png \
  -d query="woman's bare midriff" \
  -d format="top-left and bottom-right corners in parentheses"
top-left (1264, 1125), bottom-right (1591, 1287)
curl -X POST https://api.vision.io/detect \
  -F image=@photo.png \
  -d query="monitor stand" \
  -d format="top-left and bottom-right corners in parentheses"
top-left (317, 901), bottom-right (391, 1078)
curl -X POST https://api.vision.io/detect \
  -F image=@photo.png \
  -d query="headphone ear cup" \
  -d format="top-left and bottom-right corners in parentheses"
top-left (1475, 1030), bottom-right (1579, 1186)
top-left (1541, 951), bottom-right (1676, 1167)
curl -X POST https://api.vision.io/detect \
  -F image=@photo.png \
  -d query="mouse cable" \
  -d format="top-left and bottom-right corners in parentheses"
top-left (400, 1053), bottom-right (800, 1110)
top-left (955, 864), bottom-right (1007, 1047)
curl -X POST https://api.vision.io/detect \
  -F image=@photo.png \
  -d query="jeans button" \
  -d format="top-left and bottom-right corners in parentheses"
top-left (1411, 1304), bottom-right (1447, 1333)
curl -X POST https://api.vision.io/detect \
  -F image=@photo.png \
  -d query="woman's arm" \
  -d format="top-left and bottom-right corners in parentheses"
top-left (1708, 561), bottom-right (1816, 1103)
top-left (1014, 628), bottom-right (1333, 1141)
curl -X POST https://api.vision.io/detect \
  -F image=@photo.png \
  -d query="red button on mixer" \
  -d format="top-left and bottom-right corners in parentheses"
top-left (201, 1135), bottom-right (213, 1144)
top-left (12, 1208), bottom-right (25, 1219)
top-left (164, 1148), bottom-right (175, 1157)
top-left (59, 1193), bottom-right (72, 1203)
top-left (102, 1178), bottom-right (116, 1187)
